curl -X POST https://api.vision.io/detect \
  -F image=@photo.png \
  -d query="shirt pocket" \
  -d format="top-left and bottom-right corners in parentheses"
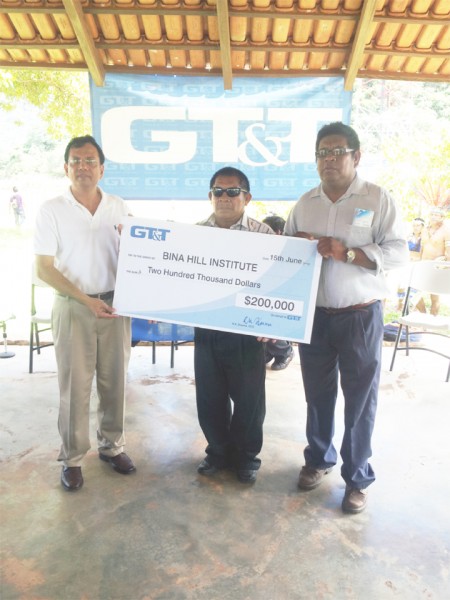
top-left (345, 224), bottom-right (374, 248)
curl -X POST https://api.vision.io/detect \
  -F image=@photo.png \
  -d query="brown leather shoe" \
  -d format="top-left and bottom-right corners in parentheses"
top-left (61, 466), bottom-right (83, 491)
top-left (342, 486), bottom-right (368, 514)
top-left (298, 465), bottom-right (332, 490)
top-left (99, 452), bottom-right (136, 474)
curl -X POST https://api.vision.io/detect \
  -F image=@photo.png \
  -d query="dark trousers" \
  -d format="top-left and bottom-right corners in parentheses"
top-left (194, 329), bottom-right (266, 470)
top-left (299, 301), bottom-right (383, 489)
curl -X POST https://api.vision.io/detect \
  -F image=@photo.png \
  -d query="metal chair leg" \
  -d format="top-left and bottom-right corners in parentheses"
top-left (0, 320), bottom-right (15, 359)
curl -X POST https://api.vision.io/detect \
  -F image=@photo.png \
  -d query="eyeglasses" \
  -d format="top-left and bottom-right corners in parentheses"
top-left (68, 158), bottom-right (99, 167)
top-left (210, 187), bottom-right (248, 198)
top-left (315, 147), bottom-right (355, 159)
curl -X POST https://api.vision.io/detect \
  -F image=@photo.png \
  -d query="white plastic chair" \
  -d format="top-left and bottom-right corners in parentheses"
top-left (29, 262), bottom-right (54, 373)
top-left (389, 261), bottom-right (450, 382)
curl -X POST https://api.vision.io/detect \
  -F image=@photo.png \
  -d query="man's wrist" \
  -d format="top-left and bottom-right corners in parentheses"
top-left (345, 248), bottom-right (356, 264)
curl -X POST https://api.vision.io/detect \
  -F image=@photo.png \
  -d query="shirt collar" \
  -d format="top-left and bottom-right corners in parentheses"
top-left (206, 212), bottom-right (249, 230)
top-left (66, 186), bottom-right (104, 206)
top-left (319, 174), bottom-right (366, 202)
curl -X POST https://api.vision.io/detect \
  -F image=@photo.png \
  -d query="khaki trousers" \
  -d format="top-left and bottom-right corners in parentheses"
top-left (52, 294), bottom-right (131, 467)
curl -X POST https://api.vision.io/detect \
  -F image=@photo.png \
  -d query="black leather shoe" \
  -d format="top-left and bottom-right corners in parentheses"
top-left (237, 469), bottom-right (258, 484)
top-left (99, 452), bottom-right (136, 474)
top-left (197, 458), bottom-right (221, 476)
top-left (271, 349), bottom-right (294, 371)
top-left (61, 466), bottom-right (83, 491)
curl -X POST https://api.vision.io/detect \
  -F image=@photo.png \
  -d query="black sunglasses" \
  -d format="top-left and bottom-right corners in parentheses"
top-left (210, 187), bottom-right (248, 198)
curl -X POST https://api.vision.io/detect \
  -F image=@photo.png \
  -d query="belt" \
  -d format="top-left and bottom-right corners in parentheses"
top-left (87, 291), bottom-right (114, 301)
top-left (318, 300), bottom-right (377, 315)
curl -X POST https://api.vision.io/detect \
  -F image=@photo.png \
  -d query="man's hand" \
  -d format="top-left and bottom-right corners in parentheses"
top-left (317, 236), bottom-right (347, 262)
top-left (294, 232), bottom-right (347, 262)
top-left (86, 297), bottom-right (117, 319)
top-left (294, 231), bottom-right (316, 241)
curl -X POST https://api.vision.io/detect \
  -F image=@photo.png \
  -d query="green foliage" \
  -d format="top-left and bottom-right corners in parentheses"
top-left (0, 69), bottom-right (92, 180)
top-left (0, 69), bottom-right (91, 139)
top-left (352, 80), bottom-right (450, 220)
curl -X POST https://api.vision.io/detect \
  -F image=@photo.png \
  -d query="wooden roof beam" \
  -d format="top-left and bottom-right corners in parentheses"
top-left (344, 0), bottom-right (378, 91)
top-left (62, 0), bottom-right (105, 87)
top-left (216, 0), bottom-right (233, 90)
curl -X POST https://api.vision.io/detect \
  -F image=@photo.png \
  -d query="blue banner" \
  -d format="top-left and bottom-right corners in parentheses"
top-left (90, 74), bottom-right (352, 201)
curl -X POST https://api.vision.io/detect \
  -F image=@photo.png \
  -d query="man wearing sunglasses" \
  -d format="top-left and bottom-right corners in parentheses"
top-left (195, 167), bottom-right (273, 484)
top-left (285, 122), bottom-right (408, 513)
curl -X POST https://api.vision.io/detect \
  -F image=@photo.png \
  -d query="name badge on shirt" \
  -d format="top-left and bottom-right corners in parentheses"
top-left (353, 208), bottom-right (374, 228)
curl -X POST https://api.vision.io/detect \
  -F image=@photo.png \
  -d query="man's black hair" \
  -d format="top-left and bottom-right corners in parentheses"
top-left (64, 135), bottom-right (105, 165)
top-left (209, 167), bottom-right (250, 193)
top-left (316, 122), bottom-right (360, 152)
top-left (263, 215), bottom-right (286, 234)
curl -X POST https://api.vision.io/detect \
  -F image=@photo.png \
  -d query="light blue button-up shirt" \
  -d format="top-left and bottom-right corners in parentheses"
top-left (284, 175), bottom-right (409, 309)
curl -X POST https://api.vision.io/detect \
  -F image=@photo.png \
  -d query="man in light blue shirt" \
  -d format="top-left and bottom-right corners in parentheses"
top-left (285, 122), bottom-right (408, 513)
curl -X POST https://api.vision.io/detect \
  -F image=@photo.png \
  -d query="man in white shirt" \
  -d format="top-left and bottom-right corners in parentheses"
top-left (34, 135), bottom-right (135, 492)
top-left (285, 122), bottom-right (408, 513)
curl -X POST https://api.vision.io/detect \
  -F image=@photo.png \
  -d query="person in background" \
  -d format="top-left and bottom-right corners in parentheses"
top-left (9, 186), bottom-right (25, 227)
top-left (396, 217), bottom-right (425, 311)
top-left (407, 217), bottom-right (425, 261)
top-left (285, 122), bottom-right (408, 513)
top-left (262, 214), bottom-right (295, 371)
top-left (195, 166), bottom-right (273, 484)
top-left (34, 135), bottom-right (135, 492)
top-left (415, 207), bottom-right (450, 316)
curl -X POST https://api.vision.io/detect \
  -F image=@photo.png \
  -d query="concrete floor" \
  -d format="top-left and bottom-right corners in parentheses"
top-left (1, 342), bottom-right (449, 600)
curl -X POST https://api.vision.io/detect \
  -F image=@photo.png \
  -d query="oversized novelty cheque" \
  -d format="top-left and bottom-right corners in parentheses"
top-left (113, 217), bottom-right (322, 343)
